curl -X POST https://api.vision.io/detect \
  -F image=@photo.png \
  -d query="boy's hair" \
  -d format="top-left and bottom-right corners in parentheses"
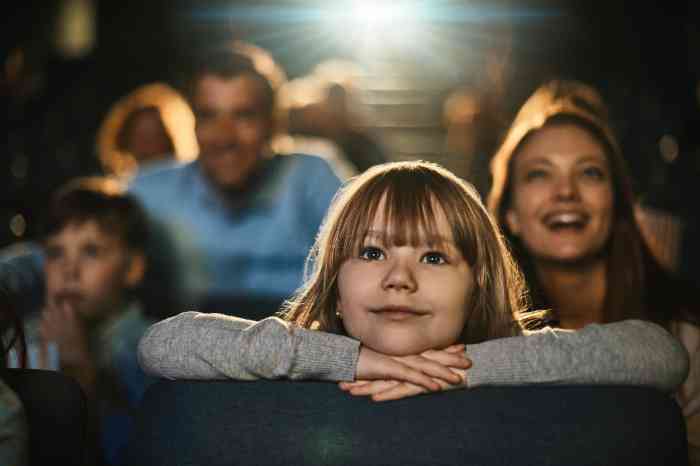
top-left (43, 176), bottom-right (148, 252)
top-left (281, 160), bottom-right (535, 344)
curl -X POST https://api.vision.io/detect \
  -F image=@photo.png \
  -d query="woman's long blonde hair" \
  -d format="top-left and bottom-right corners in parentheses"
top-left (281, 160), bottom-right (534, 343)
top-left (487, 79), bottom-right (696, 325)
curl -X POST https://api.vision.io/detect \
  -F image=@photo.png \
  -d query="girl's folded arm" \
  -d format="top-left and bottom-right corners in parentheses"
top-left (466, 319), bottom-right (689, 392)
top-left (137, 311), bottom-right (359, 381)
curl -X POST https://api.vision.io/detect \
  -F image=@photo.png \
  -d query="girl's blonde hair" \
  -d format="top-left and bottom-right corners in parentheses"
top-left (281, 160), bottom-right (533, 343)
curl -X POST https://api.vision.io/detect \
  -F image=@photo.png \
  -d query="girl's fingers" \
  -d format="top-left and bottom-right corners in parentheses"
top-left (394, 355), bottom-right (465, 385)
top-left (348, 380), bottom-right (400, 396)
top-left (387, 363), bottom-right (441, 391)
top-left (373, 375), bottom-right (467, 402)
top-left (372, 382), bottom-right (426, 402)
top-left (419, 349), bottom-right (472, 370)
top-left (444, 344), bottom-right (466, 353)
top-left (338, 381), bottom-right (370, 391)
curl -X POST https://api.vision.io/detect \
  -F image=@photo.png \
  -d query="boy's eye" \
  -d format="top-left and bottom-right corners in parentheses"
top-left (82, 244), bottom-right (102, 258)
top-left (359, 246), bottom-right (385, 261)
top-left (421, 251), bottom-right (447, 265)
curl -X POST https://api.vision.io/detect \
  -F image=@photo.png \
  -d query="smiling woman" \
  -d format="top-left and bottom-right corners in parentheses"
top-left (486, 78), bottom-right (700, 462)
top-left (503, 123), bottom-right (614, 267)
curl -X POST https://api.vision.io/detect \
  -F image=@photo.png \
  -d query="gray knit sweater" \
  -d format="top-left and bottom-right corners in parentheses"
top-left (137, 311), bottom-right (689, 392)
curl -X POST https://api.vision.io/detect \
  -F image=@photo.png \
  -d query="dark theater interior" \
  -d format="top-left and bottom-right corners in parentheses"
top-left (2, 2), bottom-right (700, 466)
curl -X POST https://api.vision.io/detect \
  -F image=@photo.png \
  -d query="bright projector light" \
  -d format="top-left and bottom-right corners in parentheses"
top-left (325, 1), bottom-right (423, 52)
top-left (352, 2), bottom-right (411, 26)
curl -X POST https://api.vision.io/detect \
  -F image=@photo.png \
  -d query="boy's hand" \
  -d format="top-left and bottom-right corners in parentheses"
top-left (348, 344), bottom-right (470, 396)
top-left (39, 300), bottom-right (91, 368)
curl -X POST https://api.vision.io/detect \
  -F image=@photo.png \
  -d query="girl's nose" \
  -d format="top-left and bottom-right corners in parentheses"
top-left (380, 258), bottom-right (417, 292)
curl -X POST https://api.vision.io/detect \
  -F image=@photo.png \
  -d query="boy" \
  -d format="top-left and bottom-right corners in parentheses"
top-left (21, 176), bottom-right (155, 465)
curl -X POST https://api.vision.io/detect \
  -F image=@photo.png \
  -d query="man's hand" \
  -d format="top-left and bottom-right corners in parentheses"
top-left (345, 344), bottom-right (470, 399)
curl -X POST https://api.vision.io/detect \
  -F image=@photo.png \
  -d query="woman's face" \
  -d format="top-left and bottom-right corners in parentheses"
top-left (123, 109), bottom-right (173, 164)
top-left (335, 199), bottom-right (474, 356)
top-left (505, 123), bottom-right (614, 264)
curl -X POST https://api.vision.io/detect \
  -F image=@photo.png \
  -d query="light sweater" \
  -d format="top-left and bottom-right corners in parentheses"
top-left (138, 311), bottom-right (688, 392)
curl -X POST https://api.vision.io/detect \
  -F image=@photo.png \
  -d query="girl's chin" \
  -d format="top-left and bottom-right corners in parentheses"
top-left (363, 340), bottom-right (435, 357)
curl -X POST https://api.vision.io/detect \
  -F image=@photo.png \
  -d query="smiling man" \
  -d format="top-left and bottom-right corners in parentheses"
top-left (128, 45), bottom-right (344, 316)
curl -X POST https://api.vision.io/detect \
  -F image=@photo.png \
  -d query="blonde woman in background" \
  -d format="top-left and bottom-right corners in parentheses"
top-left (96, 82), bottom-right (198, 179)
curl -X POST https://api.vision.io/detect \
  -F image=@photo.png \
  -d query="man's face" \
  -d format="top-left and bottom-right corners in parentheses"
top-left (192, 74), bottom-right (273, 191)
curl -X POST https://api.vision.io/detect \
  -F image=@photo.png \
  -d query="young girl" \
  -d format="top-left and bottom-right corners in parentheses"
top-left (138, 161), bottom-right (688, 401)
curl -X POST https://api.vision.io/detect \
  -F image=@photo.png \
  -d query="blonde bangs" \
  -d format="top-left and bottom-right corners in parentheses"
top-left (330, 165), bottom-right (481, 264)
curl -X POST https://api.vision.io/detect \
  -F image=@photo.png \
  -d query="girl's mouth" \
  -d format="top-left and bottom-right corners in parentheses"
top-left (371, 306), bottom-right (426, 320)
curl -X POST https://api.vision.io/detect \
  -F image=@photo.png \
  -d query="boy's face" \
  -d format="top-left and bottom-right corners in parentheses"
top-left (44, 220), bottom-right (143, 322)
top-left (336, 200), bottom-right (474, 356)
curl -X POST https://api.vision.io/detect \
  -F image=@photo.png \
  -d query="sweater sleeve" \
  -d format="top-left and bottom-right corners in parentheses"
top-left (0, 378), bottom-right (28, 466)
top-left (137, 311), bottom-right (359, 382)
top-left (466, 319), bottom-right (689, 392)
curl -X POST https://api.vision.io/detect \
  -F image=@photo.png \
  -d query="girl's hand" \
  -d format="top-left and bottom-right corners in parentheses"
top-left (350, 344), bottom-right (470, 395)
top-left (340, 380), bottom-right (427, 401)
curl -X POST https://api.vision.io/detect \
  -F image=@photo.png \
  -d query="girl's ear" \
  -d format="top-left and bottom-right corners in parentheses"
top-left (125, 253), bottom-right (146, 287)
top-left (335, 298), bottom-right (343, 316)
top-left (504, 208), bottom-right (521, 236)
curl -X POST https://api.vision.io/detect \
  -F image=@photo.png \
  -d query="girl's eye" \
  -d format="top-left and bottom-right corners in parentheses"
top-left (421, 252), bottom-right (447, 265)
top-left (581, 166), bottom-right (606, 180)
top-left (359, 246), bottom-right (385, 261)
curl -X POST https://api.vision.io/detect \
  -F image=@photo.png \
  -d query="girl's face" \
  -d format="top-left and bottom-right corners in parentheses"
top-left (505, 123), bottom-right (614, 264)
top-left (336, 199), bottom-right (474, 356)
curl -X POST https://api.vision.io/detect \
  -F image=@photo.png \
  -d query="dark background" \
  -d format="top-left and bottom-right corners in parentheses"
top-left (2, 0), bottom-right (699, 273)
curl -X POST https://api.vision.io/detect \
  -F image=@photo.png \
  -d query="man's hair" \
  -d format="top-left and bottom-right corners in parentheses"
top-left (180, 45), bottom-right (276, 117)
top-left (43, 176), bottom-right (149, 252)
